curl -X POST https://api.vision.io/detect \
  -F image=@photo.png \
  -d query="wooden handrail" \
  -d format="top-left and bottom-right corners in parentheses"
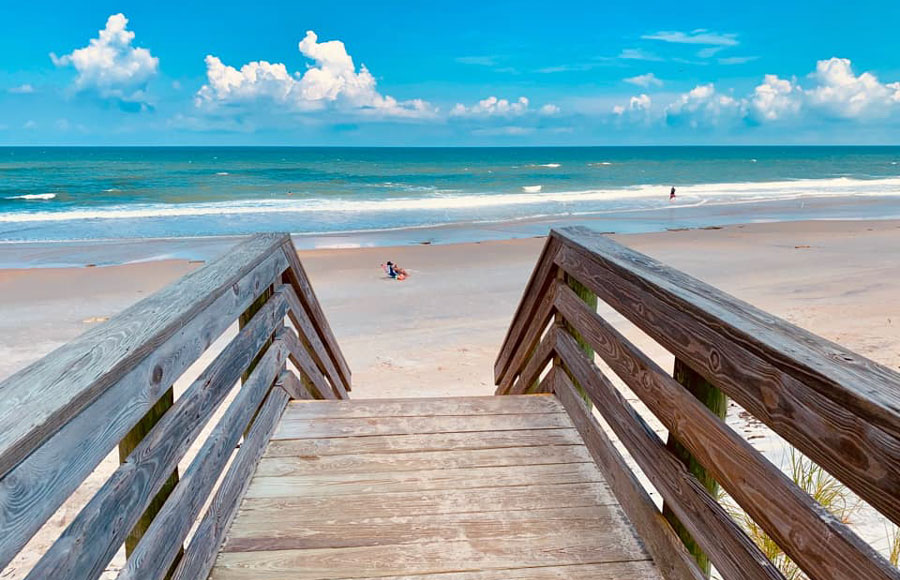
top-left (0, 233), bottom-right (350, 579)
top-left (496, 226), bottom-right (900, 580)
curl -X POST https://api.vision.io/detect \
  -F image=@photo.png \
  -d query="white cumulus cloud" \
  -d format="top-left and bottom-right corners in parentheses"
top-left (613, 94), bottom-right (652, 115)
top-left (805, 57), bottom-right (900, 119)
top-left (624, 73), bottom-right (663, 88)
top-left (665, 84), bottom-right (742, 128)
top-left (196, 31), bottom-right (434, 119)
top-left (748, 74), bottom-right (800, 122)
top-left (451, 96), bottom-right (530, 117)
top-left (51, 14), bottom-right (158, 104)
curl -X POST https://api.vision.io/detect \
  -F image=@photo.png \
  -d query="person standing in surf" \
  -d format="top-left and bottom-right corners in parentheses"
top-left (669, 186), bottom-right (676, 201)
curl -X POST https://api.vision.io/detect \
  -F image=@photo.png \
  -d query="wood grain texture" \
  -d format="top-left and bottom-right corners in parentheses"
top-left (25, 298), bottom-right (288, 580)
top-left (494, 236), bottom-right (560, 384)
top-left (235, 481), bottom-right (616, 522)
top-left (280, 242), bottom-right (351, 391)
top-left (172, 387), bottom-right (290, 580)
top-left (245, 461), bottom-right (603, 499)
top-left (293, 563), bottom-right (659, 580)
top-left (118, 346), bottom-right (288, 580)
top-left (553, 226), bottom-right (900, 526)
top-left (283, 394), bottom-right (561, 420)
top-left (0, 246), bottom-right (289, 571)
top-left (254, 444), bottom-right (593, 477)
top-left (264, 427), bottom-right (583, 457)
top-left (279, 285), bottom-right (349, 398)
top-left (552, 368), bottom-right (704, 580)
top-left (224, 504), bottom-right (639, 552)
top-left (0, 233), bottom-right (288, 481)
top-left (555, 281), bottom-right (898, 579)
top-left (555, 330), bottom-right (784, 580)
top-left (278, 325), bottom-right (336, 400)
top-left (507, 326), bottom-right (558, 395)
top-left (275, 369), bottom-right (314, 400)
top-left (273, 412), bottom-right (574, 440)
top-left (496, 279), bottom-right (558, 395)
top-left (210, 534), bottom-right (650, 580)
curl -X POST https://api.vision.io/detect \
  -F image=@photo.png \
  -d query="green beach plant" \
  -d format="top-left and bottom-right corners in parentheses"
top-left (721, 448), bottom-right (861, 579)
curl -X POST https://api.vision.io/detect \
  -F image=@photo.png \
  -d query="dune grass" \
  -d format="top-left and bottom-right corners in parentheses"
top-left (721, 448), bottom-right (861, 579)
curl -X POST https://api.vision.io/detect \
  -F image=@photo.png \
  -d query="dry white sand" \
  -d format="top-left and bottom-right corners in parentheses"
top-left (1, 219), bottom-right (898, 577)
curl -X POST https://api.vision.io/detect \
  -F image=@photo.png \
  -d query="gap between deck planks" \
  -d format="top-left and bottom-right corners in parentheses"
top-left (210, 395), bottom-right (661, 580)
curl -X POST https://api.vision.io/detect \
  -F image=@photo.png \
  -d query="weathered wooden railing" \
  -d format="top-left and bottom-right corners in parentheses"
top-left (495, 226), bottom-right (900, 580)
top-left (0, 233), bottom-right (350, 580)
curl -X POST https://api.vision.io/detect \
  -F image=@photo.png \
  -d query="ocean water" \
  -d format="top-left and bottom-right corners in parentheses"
top-left (1, 146), bottom-right (900, 244)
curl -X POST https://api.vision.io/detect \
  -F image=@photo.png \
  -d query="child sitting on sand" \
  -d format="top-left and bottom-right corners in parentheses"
top-left (381, 261), bottom-right (408, 280)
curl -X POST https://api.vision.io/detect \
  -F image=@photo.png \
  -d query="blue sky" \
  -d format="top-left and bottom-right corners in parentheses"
top-left (2, 0), bottom-right (899, 145)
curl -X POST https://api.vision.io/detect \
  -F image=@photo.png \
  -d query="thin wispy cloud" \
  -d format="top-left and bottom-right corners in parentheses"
top-left (618, 48), bottom-right (663, 62)
top-left (455, 56), bottom-right (500, 66)
top-left (642, 29), bottom-right (739, 47)
top-left (719, 56), bottom-right (759, 65)
top-left (8, 84), bottom-right (35, 94)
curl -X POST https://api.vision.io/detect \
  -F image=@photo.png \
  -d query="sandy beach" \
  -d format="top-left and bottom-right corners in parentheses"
top-left (1, 218), bottom-right (899, 577)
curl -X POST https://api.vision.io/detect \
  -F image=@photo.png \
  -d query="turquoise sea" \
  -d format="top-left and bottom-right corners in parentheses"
top-left (2, 146), bottom-right (900, 246)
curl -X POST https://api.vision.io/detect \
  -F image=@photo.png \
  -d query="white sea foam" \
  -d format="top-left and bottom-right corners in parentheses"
top-left (103, 188), bottom-right (121, 192)
top-left (1, 176), bottom-right (899, 224)
top-left (589, 162), bottom-right (613, 166)
top-left (5, 193), bottom-right (57, 201)
top-left (522, 185), bottom-right (543, 193)
top-left (215, 172), bottom-right (229, 176)
top-left (527, 163), bottom-right (561, 168)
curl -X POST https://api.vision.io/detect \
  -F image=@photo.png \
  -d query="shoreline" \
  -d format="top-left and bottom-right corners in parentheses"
top-left (3, 193), bottom-right (900, 268)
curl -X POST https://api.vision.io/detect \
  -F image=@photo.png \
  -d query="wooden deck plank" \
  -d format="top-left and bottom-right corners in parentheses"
top-left (211, 534), bottom-right (648, 580)
top-left (235, 481), bottom-right (616, 522)
top-left (254, 444), bottom-right (593, 476)
top-left (283, 395), bottom-right (561, 419)
top-left (245, 462), bottom-right (603, 499)
top-left (314, 562), bottom-right (660, 580)
top-left (223, 505), bottom-right (640, 552)
top-left (263, 428), bottom-right (583, 457)
top-left (273, 412), bottom-right (573, 440)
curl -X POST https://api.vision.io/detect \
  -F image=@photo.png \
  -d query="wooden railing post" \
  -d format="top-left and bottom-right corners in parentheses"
top-left (561, 273), bottom-right (598, 404)
top-left (240, 286), bottom-right (275, 383)
top-left (241, 285), bottom-right (275, 435)
top-left (663, 358), bottom-right (729, 577)
top-left (118, 388), bottom-right (181, 575)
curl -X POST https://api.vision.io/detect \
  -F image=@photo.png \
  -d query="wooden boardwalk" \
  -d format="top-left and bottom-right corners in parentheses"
top-left (210, 395), bottom-right (660, 579)
top-left (5, 230), bottom-right (899, 580)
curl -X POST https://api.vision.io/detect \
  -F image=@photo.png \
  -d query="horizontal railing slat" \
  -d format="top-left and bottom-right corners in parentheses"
top-left (554, 330), bottom-right (784, 580)
top-left (25, 294), bottom-right (288, 580)
top-left (0, 233), bottom-right (290, 481)
top-left (279, 285), bottom-right (348, 398)
top-left (493, 236), bottom-right (561, 384)
top-left (0, 245), bottom-right (289, 571)
top-left (117, 352), bottom-right (292, 580)
top-left (172, 386), bottom-right (290, 580)
top-left (554, 280), bottom-right (899, 579)
top-left (280, 326), bottom-right (338, 400)
top-left (508, 326), bottom-right (558, 395)
top-left (551, 368), bottom-right (705, 580)
top-left (553, 226), bottom-right (900, 526)
top-left (280, 242), bottom-right (351, 391)
top-left (495, 278), bottom-right (558, 395)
